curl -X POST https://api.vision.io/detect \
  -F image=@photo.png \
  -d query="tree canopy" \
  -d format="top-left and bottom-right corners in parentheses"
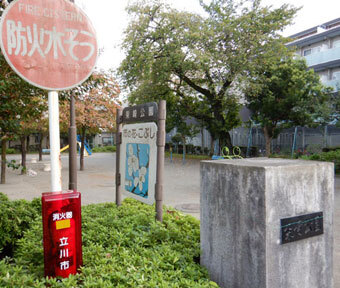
top-left (118, 0), bottom-right (298, 148)
top-left (244, 56), bottom-right (333, 156)
top-left (0, 3), bottom-right (46, 182)
top-left (60, 71), bottom-right (120, 170)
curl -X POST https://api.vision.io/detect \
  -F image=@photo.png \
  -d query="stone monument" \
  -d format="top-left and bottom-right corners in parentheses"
top-left (200, 158), bottom-right (333, 288)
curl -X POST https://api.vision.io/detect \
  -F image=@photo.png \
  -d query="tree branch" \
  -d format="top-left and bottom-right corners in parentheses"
top-left (217, 78), bottom-right (232, 98)
top-left (175, 69), bottom-right (213, 98)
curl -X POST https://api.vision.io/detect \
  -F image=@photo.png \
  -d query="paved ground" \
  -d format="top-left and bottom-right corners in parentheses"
top-left (1, 152), bottom-right (339, 286)
top-left (0, 153), bottom-right (201, 212)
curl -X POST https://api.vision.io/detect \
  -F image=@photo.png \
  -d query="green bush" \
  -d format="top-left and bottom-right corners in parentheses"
top-left (301, 150), bottom-right (340, 171)
top-left (92, 145), bottom-right (116, 153)
top-left (0, 193), bottom-right (41, 257)
top-left (0, 148), bottom-right (18, 154)
top-left (0, 198), bottom-right (218, 287)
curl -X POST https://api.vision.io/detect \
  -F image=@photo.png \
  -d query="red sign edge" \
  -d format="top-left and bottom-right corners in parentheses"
top-left (0, 0), bottom-right (98, 91)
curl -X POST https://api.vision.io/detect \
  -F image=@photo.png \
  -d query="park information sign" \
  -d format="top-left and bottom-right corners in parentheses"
top-left (0, 0), bottom-right (98, 90)
top-left (116, 101), bottom-right (166, 221)
top-left (120, 122), bottom-right (158, 205)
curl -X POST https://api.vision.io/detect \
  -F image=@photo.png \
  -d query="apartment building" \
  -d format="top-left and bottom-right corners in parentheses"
top-left (287, 17), bottom-right (340, 93)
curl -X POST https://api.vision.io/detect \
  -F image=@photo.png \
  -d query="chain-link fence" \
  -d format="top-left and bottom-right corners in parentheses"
top-left (231, 125), bottom-right (340, 155)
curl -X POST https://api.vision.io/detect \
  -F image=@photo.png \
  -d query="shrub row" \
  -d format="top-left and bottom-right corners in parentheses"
top-left (0, 148), bottom-right (18, 154)
top-left (92, 145), bottom-right (116, 153)
top-left (301, 149), bottom-right (340, 171)
top-left (0, 193), bottom-right (41, 258)
top-left (0, 197), bottom-right (218, 287)
top-left (166, 144), bottom-right (210, 155)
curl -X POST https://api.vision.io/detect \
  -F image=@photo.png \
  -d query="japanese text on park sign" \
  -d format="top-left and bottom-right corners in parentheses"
top-left (3, 3), bottom-right (94, 61)
top-left (123, 126), bottom-right (156, 140)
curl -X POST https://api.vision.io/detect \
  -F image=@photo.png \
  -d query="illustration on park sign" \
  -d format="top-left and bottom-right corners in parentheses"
top-left (120, 122), bottom-right (157, 205)
top-left (125, 143), bottom-right (150, 198)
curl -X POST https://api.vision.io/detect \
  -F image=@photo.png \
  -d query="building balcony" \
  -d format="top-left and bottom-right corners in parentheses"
top-left (305, 47), bottom-right (340, 71)
top-left (323, 79), bottom-right (340, 92)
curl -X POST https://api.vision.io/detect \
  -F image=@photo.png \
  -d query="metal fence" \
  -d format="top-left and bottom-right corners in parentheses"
top-left (231, 125), bottom-right (340, 154)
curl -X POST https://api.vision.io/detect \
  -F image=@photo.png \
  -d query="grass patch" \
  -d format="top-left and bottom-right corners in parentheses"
top-left (92, 146), bottom-right (116, 153)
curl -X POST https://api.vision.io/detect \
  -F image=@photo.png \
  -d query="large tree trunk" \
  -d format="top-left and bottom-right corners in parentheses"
top-left (263, 127), bottom-right (272, 157)
top-left (220, 132), bottom-right (232, 151)
top-left (80, 128), bottom-right (86, 171)
top-left (38, 134), bottom-right (43, 161)
top-left (20, 136), bottom-right (27, 174)
top-left (1, 138), bottom-right (7, 184)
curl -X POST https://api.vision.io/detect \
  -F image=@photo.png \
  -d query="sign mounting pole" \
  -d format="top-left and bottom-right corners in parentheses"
top-left (48, 91), bottom-right (62, 192)
top-left (115, 108), bottom-right (122, 207)
top-left (155, 100), bottom-right (166, 222)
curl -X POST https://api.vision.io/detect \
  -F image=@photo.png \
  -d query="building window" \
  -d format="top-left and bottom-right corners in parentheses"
top-left (303, 46), bottom-right (321, 56)
top-left (102, 137), bottom-right (113, 146)
top-left (303, 49), bottom-right (311, 56)
top-left (332, 71), bottom-right (340, 80)
top-left (333, 40), bottom-right (340, 48)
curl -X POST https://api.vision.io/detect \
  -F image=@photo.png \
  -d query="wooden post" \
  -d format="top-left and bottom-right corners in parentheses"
top-left (115, 108), bottom-right (122, 206)
top-left (155, 100), bottom-right (166, 222)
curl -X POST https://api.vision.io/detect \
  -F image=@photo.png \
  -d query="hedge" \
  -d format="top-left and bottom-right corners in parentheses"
top-left (92, 146), bottom-right (116, 153)
top-left (0, 196), bottom-right (218, 287)
top-left (0, 193), bottom-right (41, 258)
top-left (301, 150), bottom-right (340, 171)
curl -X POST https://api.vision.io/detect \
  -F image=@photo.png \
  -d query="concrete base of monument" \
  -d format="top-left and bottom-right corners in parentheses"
top-left (200, 158), bottom-right (334, 288)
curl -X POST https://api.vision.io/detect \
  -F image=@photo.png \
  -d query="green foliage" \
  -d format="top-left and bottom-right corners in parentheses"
top-left (0, 22), bottom-right (46, 182)
top-left (0, 53), bottom-right (45, 138)
top-left (171, 134), bottom-right (183, 145)
top-left (0, 148), bottom-right (18, 154)
top-left (92, 145), bottom-right (116, 153)
top-left (299, 149), bottom-right (340, 172)
top-left (5, 159), bottom-right (27, 174)
top-left (5, 160), bottom-right (20, 171)
top-left (0, 193), bottom-right (41, 256)
top-left (119, 0), bottom-right (298, 147)
top-left (0, 198), bottom-right (218, 287)
top-left (301, 150), bottom-right (340, 162)
top-left (245, 56), bottom-right (333, 155)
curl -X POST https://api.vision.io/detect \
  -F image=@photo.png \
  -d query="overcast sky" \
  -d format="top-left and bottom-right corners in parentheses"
top-left (76, 0), bottom-right (340, 71)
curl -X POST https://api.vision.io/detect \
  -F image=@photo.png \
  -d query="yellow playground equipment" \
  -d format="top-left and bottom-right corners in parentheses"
top-left (221, 146), bottom-right (243, 159)
top-left (60, 142), bottom-right (89, 156)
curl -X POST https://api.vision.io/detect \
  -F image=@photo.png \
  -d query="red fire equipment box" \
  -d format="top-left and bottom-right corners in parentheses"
top-left (42, 191), bottom-right (82, 278)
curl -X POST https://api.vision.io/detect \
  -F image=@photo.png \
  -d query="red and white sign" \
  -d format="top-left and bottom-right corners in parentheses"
top-left (0, 0), bottom-right (98, 90)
